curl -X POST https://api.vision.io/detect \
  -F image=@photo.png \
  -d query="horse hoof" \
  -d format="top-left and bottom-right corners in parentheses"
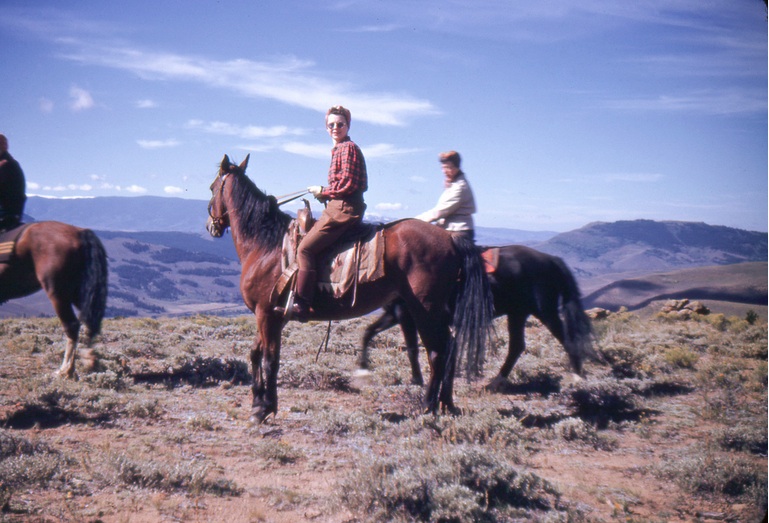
top-left (441, 404), bottom-right (462, 416)
top-left (56, 370), bottom-right (76, 380)
top-left (248, 407), bottom-right (276, 426)
top-left (484, 376), bottom-right (510, 393)
top-left (353, 369), bottom-right (371, 378)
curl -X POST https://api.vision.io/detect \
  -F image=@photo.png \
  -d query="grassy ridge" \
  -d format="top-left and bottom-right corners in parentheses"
top-left (0, 311), bottom-right (766, 521)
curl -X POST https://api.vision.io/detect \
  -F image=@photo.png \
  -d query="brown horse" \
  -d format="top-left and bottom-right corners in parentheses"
top-left (0, 221), bottom-right (108, 377)
top-left (360, 245), bottom-right (598, 390)
top-left (206, 154), bottom-right (493, 423)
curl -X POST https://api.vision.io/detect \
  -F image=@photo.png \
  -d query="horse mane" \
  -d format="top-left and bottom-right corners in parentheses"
top-left (228, 168), bottom-right (292, 251)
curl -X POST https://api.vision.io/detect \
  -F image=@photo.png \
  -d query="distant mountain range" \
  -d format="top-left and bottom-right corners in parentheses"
top-left (3, 196), bottom-right (765, 319)
top-left (24, 196), bottom-right (557, 245)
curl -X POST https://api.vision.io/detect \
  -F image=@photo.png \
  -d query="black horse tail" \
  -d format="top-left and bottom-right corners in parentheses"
top-left (77, 229), bottom-right (108, 342)
top-left (449, 236), bottom-right (495, 381)
top-left (552, 256), bottom-right (599, 373)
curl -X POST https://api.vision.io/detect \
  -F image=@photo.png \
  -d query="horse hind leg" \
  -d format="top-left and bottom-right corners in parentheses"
top-left (57, 318), bottom-right (81, 379)
top-left (419, 324), bottom-right (459, 416)
top-left (46, 294), bottom-right (82, 379)
top-left (399, 310), bottom-right (423, 386)
top-left (359, 305), bottom-right (400, 370)
top-left (486, 314), bottom-right (526, 392)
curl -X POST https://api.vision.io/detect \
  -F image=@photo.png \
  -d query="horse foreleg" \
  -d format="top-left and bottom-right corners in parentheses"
top-left (249, 338), bottom-right (266, 423)
top-left (538, 309), bottom-right (584, 375)
top-left (250, 314), bottom-right (282, 424)
top-left (487, 314), bottom-right (526, 392)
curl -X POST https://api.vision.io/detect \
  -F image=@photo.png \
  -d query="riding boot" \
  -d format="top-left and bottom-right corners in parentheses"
top-left (287, 269), bottom-right (316, 322)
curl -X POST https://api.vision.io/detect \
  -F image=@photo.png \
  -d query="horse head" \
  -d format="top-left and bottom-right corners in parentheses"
top-left (207, 154), bottom-right (249, 237)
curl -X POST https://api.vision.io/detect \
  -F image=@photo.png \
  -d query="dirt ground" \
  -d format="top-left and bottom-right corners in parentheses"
top-left (0, 314), bottom-right (766, 522)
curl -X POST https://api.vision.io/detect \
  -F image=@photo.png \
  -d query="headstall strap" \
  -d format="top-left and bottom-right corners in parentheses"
top-left (208, 172), bottom-right (230, 225)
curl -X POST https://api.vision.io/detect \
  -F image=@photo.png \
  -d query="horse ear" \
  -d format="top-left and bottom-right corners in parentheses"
top-left (221, 154), bottom-right (231, 169)
top-left (239, 154), bottom-right (250, 172)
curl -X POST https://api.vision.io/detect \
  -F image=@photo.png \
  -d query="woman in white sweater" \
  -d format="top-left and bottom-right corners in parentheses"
top-left (415, 150), bottom-right (476, 242)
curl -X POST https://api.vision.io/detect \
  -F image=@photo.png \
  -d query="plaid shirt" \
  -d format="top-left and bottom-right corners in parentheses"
top-left (322, 137), bottom-right (367, 200)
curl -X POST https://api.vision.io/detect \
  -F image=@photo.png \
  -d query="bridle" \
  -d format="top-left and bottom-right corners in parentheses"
top-left (207, 165), bottom-right (310, 232)
top-left (207, 171), bottom-right (230, 232)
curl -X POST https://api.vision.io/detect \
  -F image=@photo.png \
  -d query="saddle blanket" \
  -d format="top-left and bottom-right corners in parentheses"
top-left (317, 229), bottom-right (386, 298)
top-left (274, 223), bottom-right (386, 305)
top-left (481, 246), bottom-right (499, 274)
top-left (0, 223), bottom-right (31, 264)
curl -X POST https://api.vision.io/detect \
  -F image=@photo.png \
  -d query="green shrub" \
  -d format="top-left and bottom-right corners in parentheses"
top-left (338, 444), bottom-right (560, 522)
top-left (664, 347), bottom-right (698, 369)
top-left (107, 453), bottom-right (241, 495)
top-left (255, 439), bottom-right (303, 464)
top-left (658, 450), bottom-right (767, 500)
top-left (714, 423), bottom-right (768, 455)
top-left (566, 378), bottom-right (641, 427)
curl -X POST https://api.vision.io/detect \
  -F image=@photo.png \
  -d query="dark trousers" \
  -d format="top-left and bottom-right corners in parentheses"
top-left (297, 198), bottom-right (365, 271)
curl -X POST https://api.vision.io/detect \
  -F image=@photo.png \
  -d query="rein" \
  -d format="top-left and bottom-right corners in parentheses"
top-left (276, 189), bottom-right (310, 207)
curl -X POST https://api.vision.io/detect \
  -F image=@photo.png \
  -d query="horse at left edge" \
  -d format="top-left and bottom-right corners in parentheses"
top-left (206, 154), bottom-right (494, 423)
top-left (0, 221), bottom-right (108, 378)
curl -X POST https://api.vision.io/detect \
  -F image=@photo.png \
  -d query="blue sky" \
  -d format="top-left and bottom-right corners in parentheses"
top-left (1, 1), bottom-right (766, 232)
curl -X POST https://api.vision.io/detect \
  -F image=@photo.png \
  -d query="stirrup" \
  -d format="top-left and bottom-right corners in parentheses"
top-left (274, 290), bottom-right (296, 318)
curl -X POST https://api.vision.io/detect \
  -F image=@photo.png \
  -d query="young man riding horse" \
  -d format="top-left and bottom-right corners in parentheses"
top-left (281, 106), bottom-right (368, 321)
top-left (0, 134), bottom-right (27, 232)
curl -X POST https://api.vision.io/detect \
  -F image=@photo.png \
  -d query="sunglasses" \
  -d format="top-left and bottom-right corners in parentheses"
top-left (327, 122), bottom-right (347, 129)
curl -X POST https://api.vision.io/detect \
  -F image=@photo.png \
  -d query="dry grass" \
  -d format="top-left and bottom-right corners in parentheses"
top-left (0, 311), bottom-right (765, 522)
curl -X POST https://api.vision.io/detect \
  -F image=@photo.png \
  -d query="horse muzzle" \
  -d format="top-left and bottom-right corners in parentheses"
top-left (206, 216), bottom-right (224, 238)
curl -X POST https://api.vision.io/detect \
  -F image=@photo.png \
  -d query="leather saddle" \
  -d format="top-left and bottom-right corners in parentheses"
top-left (271, 200), bottom-right (386, 307)
top-left (0, 223), bottom-right (31, 264)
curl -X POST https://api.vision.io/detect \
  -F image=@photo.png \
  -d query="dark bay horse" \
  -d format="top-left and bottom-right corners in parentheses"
top-left (0, 221), bottom-right (108, 378)
top-left (361, 244), bottom-right (597, 390)
top-left (206, 155), bottom-right (493, 423)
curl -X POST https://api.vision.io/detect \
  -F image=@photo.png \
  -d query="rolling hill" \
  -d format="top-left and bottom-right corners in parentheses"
top-left (3, 197), bottom-right (766, 319)
top-left (582, 261), bottom-right (767, 313)
top-left (534, 219), bottom-right (767, 293)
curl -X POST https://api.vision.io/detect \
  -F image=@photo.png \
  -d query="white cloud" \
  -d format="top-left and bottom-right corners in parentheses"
top-left (410, 175), bottom-right (428, 183)
top-left (186, 119), bottom-right (305, 139)
top-left (136, 99), bottom-right (157, 109)
top-left (27, 181), bottom-right (40, 190)
top-left (125, 184), bottom-right (147, 193)
top-left (362, 143), bottom-right (421, 159)
top-left (375, 202), bottom-right (404, 212)
top-left (39, 97), bottom-right (54, 113)
top-left (604, 89), bottom-right (767, 115)
top-left (279, 141), bottom-right (420, 160)
top-left (137, 139), bottom-right (181, 149)
top-left (164, 186), bottom-right (184, 194)
top-left (99, 182), bottom-right (148, 193)
top-left (603, 172), bottom-right (664, 183)
top-left (40, 182), bottom-right (92, 192)
top-left (62, 44), bottom-right (439, 125)
top-left (69, 85), bottom-right (94, 111)
top-left (281, 142), bottom-right (330, 159)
